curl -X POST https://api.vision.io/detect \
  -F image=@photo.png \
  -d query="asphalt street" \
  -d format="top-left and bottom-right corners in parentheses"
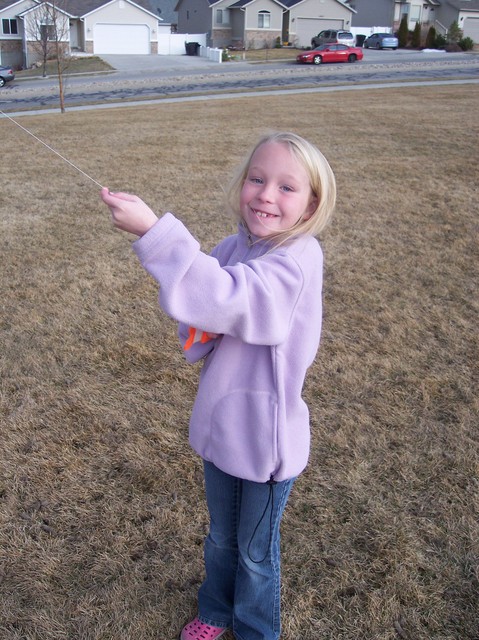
top-left (0, 48), bottom-right (478, 115)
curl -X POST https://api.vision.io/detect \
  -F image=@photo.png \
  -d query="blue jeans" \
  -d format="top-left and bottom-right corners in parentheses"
top-left (197, 461), bottom-right (295, 640)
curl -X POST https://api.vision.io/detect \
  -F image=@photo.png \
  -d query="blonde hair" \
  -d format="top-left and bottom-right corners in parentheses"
top-left (226, 131), bottom-right (336, 244)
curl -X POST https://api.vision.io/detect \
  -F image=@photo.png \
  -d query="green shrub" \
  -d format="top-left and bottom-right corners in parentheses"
top-left (434, 33), bottom-right (447, 49)
top-left (459, 36), bottom-right (475, 51)
top-left (398, 15), bottom-right (409, 47)
top-left (425, 26), bottom-right (436, 48)
top-left (448, 20), bottom-right (463, 43)
top-left (412, 22), bottom-right (421, 48)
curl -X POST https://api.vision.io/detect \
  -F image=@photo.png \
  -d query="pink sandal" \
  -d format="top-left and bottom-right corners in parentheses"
top-left (180, 617), bottom-right (227, 640)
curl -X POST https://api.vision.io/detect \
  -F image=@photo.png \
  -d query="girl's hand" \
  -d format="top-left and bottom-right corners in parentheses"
top-left (100, 188), bottom-right (159, 237)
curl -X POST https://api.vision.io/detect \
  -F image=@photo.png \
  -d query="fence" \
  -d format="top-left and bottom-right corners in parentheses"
top-left (157, 33), bottom-right (207, 55)
top-left (199, 45), bottom-right (223, 63)
top-left (349, 26), bottom-right (392, 41)
top-left (157, 32), bottom-right (223, 63)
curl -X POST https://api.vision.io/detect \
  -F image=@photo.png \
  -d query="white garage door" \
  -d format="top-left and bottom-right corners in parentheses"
top-left (93, 23), bottom-right (150, 55)
top-left (295, 18), bottom-right (343, 48)
top-left (464, 18), bottom-right (479, 43)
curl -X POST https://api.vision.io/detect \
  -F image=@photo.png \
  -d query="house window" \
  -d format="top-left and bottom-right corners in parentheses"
top-left (216, 9), bottom-right (230, 25)
top-left (258, 11), bottom-right (270, 29)
top-left (2, 18), bottom-right (18, 35)
top-left (40, 23), bottom-right (56, 41)
top-left (410, 5), bottom-right (421, 22)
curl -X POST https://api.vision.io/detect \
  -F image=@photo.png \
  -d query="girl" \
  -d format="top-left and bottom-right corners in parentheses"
top-left (100, 131), bottom-right (336, 640)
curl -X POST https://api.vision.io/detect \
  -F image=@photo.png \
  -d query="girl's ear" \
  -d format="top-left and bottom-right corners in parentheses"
top-left (303, 195), bottom-right (319, 221)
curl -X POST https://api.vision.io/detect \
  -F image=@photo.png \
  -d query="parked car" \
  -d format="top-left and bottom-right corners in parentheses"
top-left (363, 33), bottom-right (399, 50)
top-left (0, 65), bottom-right (15, 87)
top-left (311, 29), bottom-right (355, 48)
top-left (297, 44), bottom-right (364, 65)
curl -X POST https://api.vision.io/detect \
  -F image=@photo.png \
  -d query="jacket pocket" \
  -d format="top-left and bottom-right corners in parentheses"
top-left (209, 390), bottom-right (278, 482)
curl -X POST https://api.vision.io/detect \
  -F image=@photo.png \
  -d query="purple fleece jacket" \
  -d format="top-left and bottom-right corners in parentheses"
top-left (133, 212), bottom-right (323, 483)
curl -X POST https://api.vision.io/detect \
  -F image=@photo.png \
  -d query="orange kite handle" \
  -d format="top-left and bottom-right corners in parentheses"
top-left (184, 326), bottom-right (213, 351)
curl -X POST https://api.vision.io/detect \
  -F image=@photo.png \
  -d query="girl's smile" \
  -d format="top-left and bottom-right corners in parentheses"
top-left (252, 209), bottom-right (278, 219)
top-left (240, 141), bottom-right (317, 238)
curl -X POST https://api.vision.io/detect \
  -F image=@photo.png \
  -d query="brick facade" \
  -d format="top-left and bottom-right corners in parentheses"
top-left (25, 41), bottom-right (70, 67)
top-left (0, 39), bottom-right (22, 68)
top-left (211, 27), bottom-right (281, 49)
top-left (244, 29), bottom-right (281, 49)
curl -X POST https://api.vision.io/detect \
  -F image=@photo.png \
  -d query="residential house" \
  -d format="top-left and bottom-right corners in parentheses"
top-left (0, 0), bottom-right (30, 66)
top-left (437, 0), bottom-right (479, 41)
top-left (175, 0), bottom-right (354, 48)
top-left (141, 0), bottom-right (178, 30)
top-left (346, 0), bottom-right (479, 41)
top-left (283, 0), bottom-right (355, 47)
top-left (0, 0), bottom-right (170, 68)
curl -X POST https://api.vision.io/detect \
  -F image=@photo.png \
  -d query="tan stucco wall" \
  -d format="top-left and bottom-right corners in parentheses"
top-left (0, 0), bottom-right (34, 25)
top-left (23, 8), bottom-right (70, 43)
top-left (289, 0), bottom-right (351, 24)
top-left (83, 0), bottom-right (158, 32)
top-left (245, 0), bottom-right (282, 31)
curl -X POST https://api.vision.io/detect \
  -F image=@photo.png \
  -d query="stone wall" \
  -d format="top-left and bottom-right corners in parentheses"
top-left (244, 29), bottom-right (281, 49)
top-left (211, 28), bottom-right (233, 49)
top-left (0, 39), bottom-right (23, 68)
top-left (25, 41), bottom-right (70, 67)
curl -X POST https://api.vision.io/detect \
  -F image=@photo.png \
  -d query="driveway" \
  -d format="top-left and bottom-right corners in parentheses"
top-left (99, 53), bottom-right (247, 77)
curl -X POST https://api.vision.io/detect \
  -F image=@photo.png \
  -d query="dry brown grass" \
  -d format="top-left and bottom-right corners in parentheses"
top-left (0, 85), bottom-right (478, 640)
top-left (238, 48), bottom-right (302, 62)
top-left (15, 56), bottom-right (113, 77)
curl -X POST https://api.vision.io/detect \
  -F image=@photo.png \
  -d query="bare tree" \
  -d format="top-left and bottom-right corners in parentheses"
top-left (24, 1), bottom-right (71, 113)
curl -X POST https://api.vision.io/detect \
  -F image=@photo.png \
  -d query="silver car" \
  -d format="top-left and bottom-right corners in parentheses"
top-left (363, 33), bottom-right (399, 50)
top-left (0, 65), bottom-right (15, 87)
top-left (311, 29), bottom-right (355, 48)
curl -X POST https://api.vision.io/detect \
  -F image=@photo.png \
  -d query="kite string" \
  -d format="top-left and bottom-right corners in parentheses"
top-left (0, 109), bottom-right (104, 189)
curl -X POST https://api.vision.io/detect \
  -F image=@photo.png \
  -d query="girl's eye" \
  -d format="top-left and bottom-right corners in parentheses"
top-left (281, 185), bottom-right (293, 192)
top-left (250, 177), bottom-right (263, 184)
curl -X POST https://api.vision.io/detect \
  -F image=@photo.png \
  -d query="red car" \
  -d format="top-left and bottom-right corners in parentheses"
top-left (296, 44), bottom-right (363, 65)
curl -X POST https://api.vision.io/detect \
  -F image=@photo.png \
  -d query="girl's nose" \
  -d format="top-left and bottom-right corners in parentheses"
top-left (258, 182), bottom-right (275, 202)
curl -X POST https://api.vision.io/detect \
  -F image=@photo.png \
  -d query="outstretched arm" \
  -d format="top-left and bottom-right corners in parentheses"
top-left (100, 188), bottom-right (159, 237)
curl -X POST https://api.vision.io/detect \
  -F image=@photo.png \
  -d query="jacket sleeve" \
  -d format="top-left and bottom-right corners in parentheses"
top-left (133, 212), bottom-right (320, 346)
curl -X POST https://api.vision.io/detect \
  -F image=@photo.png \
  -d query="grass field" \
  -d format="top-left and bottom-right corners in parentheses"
top-left (0, 84), bottom-right (478, 640)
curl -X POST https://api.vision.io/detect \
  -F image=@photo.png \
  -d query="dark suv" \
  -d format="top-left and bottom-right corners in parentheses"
top-left (311, 29), bottom-right (355, 48)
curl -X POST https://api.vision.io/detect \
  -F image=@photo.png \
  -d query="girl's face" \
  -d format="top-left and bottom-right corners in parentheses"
top-left (240, 141), bottom-right (318, 238)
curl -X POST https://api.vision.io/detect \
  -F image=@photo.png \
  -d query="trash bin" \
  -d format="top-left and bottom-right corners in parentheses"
top-left (185, 42), bottom-right (200, 56)
top-left (356, 34), bottom-right (367, 47)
